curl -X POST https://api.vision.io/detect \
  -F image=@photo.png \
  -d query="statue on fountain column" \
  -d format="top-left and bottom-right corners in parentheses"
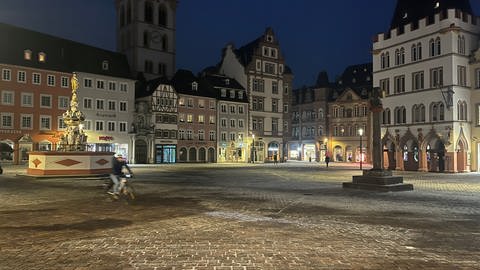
top-left (61, 73), bottom-right (87, 151)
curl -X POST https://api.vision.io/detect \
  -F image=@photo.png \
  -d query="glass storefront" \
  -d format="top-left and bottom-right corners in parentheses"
top-left (156, 144), bottom-right (176, 163)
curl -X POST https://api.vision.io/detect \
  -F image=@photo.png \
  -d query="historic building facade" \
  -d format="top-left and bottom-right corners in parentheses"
top-left (288, 72), bottom-right (330, 162)
top-left (374, 1), bottom-right (480, 172)
top-left (327, 64), bottom-right (372, 164)
top-left (203, 74), bottom-right (249, 163)
top-left (218, 27), bottom-right (293, 162)
top-left (132, 77), bottom-right (178, 164)
top-left (0, 23), bottom-right (135, 164)
top-left (116, 0), bottom-right (177, 79)
top-left (173, 70), bottom-right (217, 162)
top-left (469, 46), bottom-right (480, 171)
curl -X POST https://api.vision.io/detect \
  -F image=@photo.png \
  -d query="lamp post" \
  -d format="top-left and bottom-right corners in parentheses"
top-left (358, 128), bottom-right (363, 170)
top-left (324, 138), bottom-right (328, 161)
top-left (251, 134), bottom-right (255, 163)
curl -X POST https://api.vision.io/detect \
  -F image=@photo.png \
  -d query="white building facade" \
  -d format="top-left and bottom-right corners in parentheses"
top-left (374, 2), bottom-right (480, 172)
top-left (76, 72), bottom-right (135, 161)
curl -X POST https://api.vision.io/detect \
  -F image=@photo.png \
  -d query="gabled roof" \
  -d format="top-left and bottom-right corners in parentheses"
top-left (202, 74), bottom-right (248, 103)
top-left (330, 63), bottom-right (372, 101)
top-left (0, 23), bottom-right (132, 79)
top-left (233, 37), bottom-right (261, 67)
top-left (390, 0), bottom-right (474, 30)
top-left (171, 69), bottom-right (216, 98)
top-left (136, 76), bottom-right (170, 99)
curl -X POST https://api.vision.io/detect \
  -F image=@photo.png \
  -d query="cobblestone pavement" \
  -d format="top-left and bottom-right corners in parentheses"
top-left (0, 162), bottom-right (479, 269)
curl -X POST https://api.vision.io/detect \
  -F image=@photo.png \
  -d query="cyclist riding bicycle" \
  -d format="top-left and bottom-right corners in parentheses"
top-left (108, 154), bottom-right (133, 196)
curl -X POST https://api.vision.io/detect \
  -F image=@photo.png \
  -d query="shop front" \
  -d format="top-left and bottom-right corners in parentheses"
top-left (155, 144), bottom-right (176, 163)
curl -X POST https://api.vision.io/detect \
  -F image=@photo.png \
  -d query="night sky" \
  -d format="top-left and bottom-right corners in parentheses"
top-left (1, 0), bottom-right (480, 88)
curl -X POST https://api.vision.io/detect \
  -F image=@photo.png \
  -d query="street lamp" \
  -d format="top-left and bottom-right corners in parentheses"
top-left (323, 138), bottom-right (328, 161)
top-left (358, 128), bottom-right (363, 170)
top-left (251, 134), bottom-right (255, 163)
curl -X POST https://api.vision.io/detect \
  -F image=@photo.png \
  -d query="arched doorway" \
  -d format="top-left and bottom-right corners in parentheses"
top-left (18, 135), bottom-right (33, 163)
top-left (198, 147), bottom-right (206, 162)
top-left (383, 141), bottom-right (396, 170)
top-left (403, 140), bottom-right (419, 171)
top-left (252, 141), bottom-right (265, 162)
top-left (456, 139), bottom-right (467, 172)
top-left (179, 147), bottom-right (187, 162)
top-left (208, 147), bottom-right (215, 163)
top-left (426, 140), bottom-right (445, 172)
top-left (135, 139), bottom-right (148, 164)
top-left (334, 145), bottom-right (343, 161)
top-left (345, 146), bottom-right (353, 162)
top-left (189, 147), bottom-right (197, 162)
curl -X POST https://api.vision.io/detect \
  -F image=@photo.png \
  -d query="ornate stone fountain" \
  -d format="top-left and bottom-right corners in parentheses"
top-left (27, 73), bottom-right (114, 176)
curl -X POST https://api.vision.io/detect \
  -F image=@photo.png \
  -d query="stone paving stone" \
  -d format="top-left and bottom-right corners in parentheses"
top-left (1, 164), bottom-right (480, 269)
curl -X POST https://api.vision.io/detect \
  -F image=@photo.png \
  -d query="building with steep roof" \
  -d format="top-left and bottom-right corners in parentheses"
top-left (288, 72), bottom-right (331, 162)
top-left (327, 63), bottom-right (373, 164)
top-left (0, 23), bottom-right (135, 164)
top-left (218, 27), bottom-right (293, 162)
top-left (203, 74), bottom-right (249, 163)
top-left (131, 76), bottom-right (178, 163)
top-left (374, 0), bottom-right (480, 172)
top-left (173, 70), bottom-right (217, 162)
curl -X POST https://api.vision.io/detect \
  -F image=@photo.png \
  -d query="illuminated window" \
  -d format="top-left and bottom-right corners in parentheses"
top-left (38, 52), bottom-right (46, 62)
top-left (24, 49), bottom-right (32, 60)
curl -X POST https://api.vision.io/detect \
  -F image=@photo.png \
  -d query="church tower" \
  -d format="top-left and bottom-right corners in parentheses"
top-left (116, 0), bottom-right (177, 80)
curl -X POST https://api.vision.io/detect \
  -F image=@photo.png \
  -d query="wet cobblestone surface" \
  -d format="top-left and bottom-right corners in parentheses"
top-left (0, 162), bottom-right (479, 269)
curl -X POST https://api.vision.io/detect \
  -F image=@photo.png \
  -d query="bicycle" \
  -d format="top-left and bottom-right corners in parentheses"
top-left (105, 173), bottom-right (136, 202)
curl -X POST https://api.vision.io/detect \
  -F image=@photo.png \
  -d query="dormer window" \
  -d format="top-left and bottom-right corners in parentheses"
top-left (225, 79), bottom-right (230, 85)
top-left (238, 91), bottom-right (244, 98)
top-left (221, 89), bottom-right (226, 97)
top-left (192, 82), bottom-right (198, 91)
top-left (24, 50), bottom-right (32, 60)
top-left (230, 90), bottom-right (235, 98)
top-left (38, 52), bottom-right (46, 63)
top-left (102, 60), bottom-right (109, 71)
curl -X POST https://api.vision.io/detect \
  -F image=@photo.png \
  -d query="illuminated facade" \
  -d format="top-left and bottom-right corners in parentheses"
top-left (0, 23), bottom-right (135, 164)
top-left (374, 1), bottom-right (480, 172)
top-left (288, 72), bottom-right (329, 162)
top-left (219, 27), bottom-right (293, 162)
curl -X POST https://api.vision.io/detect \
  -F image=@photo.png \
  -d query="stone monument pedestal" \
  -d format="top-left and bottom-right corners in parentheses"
top-left (343, 169), bottom-right (413, 192)
top-left (27, 151), bottom-right (114, 177)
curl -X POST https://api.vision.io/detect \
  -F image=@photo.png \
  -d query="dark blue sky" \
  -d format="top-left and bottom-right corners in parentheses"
top-left (1, 0), bottom-right (480, 88)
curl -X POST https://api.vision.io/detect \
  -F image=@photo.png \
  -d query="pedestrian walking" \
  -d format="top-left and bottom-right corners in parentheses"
top-left (273, 154), bottom-right (278, 165)
top-left (325, 156), bottom-right (330, 168)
